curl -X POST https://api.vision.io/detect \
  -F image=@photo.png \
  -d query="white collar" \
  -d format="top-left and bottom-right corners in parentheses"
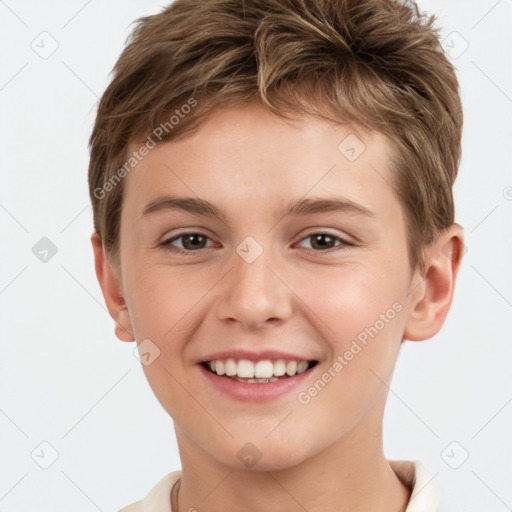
top-left (389, 459), bottom-right (440, 511)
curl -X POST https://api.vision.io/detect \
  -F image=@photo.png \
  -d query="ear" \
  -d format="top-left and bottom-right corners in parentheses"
top-left (403, 223), bottom-right (465, 342)
top-left (91, 232), bottom-right (135, 342)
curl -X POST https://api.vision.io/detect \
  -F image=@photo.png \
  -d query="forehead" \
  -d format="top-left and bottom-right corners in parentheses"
top-left (122, 102), bottom-right (400, 225)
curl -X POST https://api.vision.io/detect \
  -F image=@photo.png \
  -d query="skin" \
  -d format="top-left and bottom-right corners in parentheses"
top-left (92, 101), bottom-right (464, 512)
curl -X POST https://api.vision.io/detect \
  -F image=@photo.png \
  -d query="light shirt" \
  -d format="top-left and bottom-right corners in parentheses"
top-left (119, 459), bottom-right (441, 512)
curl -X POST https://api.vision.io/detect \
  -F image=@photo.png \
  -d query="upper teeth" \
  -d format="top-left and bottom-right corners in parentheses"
top-left (208, 359), bottom-right (310, 378)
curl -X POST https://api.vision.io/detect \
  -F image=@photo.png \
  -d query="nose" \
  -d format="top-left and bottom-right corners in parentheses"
top-left (215, 248), bottom-right (293, 330)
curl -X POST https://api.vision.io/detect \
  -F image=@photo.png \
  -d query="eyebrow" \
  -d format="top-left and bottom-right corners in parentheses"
top-left (142, 195), bottom-right (375, 221)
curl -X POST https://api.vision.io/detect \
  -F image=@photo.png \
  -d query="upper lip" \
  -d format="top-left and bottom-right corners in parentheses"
top-left (198, 349), bottom-right (319, 364)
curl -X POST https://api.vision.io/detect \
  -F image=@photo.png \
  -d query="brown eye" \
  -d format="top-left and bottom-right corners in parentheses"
top-left (161, 232), bottom-right (213, 254)
top-left (310, 234), bottom-right (337, 250)
top-left (297, 232), bottom-right (353, 252)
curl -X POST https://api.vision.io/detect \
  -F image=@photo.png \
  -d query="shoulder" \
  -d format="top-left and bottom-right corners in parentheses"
top-left (118, 469), bottom-right (182, 512)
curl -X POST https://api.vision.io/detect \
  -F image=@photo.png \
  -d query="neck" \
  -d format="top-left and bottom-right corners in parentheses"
top-left (172, 407), bottom-right (411, 512)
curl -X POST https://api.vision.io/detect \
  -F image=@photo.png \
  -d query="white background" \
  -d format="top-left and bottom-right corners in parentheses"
top-left (0, 1), bottom-right (511, 510)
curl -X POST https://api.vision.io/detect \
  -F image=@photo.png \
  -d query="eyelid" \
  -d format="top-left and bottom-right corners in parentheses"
top-left (295, 227), bottom-right (356, 244)
top-left (159, 226), bottom-right (213, 242)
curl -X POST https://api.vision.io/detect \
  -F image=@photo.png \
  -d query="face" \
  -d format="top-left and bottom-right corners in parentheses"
top-left (114, 102), bottom-right (420, 470)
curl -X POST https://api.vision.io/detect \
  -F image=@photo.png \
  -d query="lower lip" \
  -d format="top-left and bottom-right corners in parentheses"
top-left (198, 363), bottom-right (317, 402)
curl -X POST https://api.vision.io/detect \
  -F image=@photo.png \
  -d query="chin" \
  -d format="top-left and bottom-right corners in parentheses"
top-left (223, 438), bottom-right (313, 472)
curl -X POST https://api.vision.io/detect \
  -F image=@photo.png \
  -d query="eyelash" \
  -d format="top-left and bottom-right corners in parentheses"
top-left (159, 231), bottom-right (355, 256)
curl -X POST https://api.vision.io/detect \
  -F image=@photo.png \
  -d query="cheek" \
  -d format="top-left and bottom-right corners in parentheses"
top-left (126, 266), bottom-right (208, 417)
top-left (125, 262), bottom-right (209, 341)
top-left (298, 263), bottom-right (405, 345)
top-left (294, 265), bottom-right (406, 397)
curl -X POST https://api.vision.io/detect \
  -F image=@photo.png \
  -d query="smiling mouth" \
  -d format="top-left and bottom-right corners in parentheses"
top-left (200, 359), bottom-right (319, 383)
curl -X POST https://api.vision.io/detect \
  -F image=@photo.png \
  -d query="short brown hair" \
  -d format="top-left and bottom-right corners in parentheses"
top-left (88, 0), bottom-right (463, 275)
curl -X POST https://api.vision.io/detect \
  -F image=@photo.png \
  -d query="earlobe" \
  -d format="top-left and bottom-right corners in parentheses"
top-left (91, 232), bottom-right (135, 342)
top-left (403, 223), bottom-right (465, 342)
top-left (114, 306), bottom-right (135, 342)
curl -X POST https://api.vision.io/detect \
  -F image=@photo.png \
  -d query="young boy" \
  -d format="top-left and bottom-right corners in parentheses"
top-left (88, 0), bottom-right (464, 510)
